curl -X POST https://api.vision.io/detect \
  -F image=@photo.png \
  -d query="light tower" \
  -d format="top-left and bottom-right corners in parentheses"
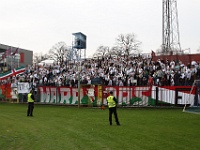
top-left (162, 0), bottom-right (181, 54)
top-left (71, 32), bottom-right (86, 108)
top-left (72, 32), bottom-right (87, 61)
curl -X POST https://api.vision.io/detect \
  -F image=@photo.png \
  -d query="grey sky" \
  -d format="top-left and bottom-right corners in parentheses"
top-left (0, 0), bottom-right (200, 57)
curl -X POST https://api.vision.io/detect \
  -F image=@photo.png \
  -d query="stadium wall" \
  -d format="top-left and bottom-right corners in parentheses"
top-left (152, 53), bottom-right (200, 65)
top-left (0, 84), bottom-right (196, 107)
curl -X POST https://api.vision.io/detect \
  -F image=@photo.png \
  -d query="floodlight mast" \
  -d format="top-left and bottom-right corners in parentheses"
top-left (162, 0), bottom-right (181, 54)
top-left (71, 32), bottom-right (87, 108)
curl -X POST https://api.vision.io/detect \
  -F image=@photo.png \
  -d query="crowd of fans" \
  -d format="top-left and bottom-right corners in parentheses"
top-left (1, 55), bottom-right (200, 88)
top-left (0, 63), bottom-right (9, 73)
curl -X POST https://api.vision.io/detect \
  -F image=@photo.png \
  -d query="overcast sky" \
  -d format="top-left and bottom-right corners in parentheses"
top-left (0, 0), bottom-right (200, 57)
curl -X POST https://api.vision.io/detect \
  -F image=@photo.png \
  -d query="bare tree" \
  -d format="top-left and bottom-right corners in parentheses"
top-left (48, 41), bottom-right (69, 65)
top-left (116, 33), bottom-right (142, 56)
top-left (109, 46), bottom-right (123, 57)
top-left (65, 46), bottom-right (74, 61)
top-left (93, 45), bottom-right (110, 58)
top-left (33, 52), bottom-right (48, 64)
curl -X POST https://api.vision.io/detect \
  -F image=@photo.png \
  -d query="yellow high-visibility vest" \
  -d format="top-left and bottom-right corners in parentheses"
top-left (107, 96), bottom-right (116, 108)
top-left (27, 93), bottom-right (34, 102)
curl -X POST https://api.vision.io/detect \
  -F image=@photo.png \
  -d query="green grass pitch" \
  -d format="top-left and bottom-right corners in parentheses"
top-left (0, 103), bottom-right (200, 150)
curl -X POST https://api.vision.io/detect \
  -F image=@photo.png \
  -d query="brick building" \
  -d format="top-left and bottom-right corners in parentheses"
top-left (0, 43), bottom-right (33, 69)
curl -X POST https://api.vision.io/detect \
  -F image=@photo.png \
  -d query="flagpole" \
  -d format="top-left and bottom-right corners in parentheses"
top-left (17, 48), bottom-right (19, 68)
top-left (11, 47), bottom-right (13, 70)
top-left (3, 53), bottom-right (5, 71)
top-left (14, 53), bottom-right (16, 68)
top-left (13, 47), bottom-right (15, 68)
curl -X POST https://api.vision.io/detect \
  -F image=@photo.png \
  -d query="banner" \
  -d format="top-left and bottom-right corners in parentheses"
top-left (0, 67), bottom-right (26, 80)
top-left (0, 84), bottom-right (12, 100)
top-left (17, 82), bottom-right (30, 93)
top-left (151, 86), bottom-right (195, 105)
top-left (0, 84), bottom-right (196, 106)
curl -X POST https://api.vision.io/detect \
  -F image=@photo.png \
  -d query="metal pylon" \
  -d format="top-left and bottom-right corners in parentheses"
top-left (162, 0), bottom-right (181, 54)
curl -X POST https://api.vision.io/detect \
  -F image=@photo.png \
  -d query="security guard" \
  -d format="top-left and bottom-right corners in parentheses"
top-left (107, 91), bottom-right (120, 126)
top-left (27, 89), bottom-right (35, 117)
